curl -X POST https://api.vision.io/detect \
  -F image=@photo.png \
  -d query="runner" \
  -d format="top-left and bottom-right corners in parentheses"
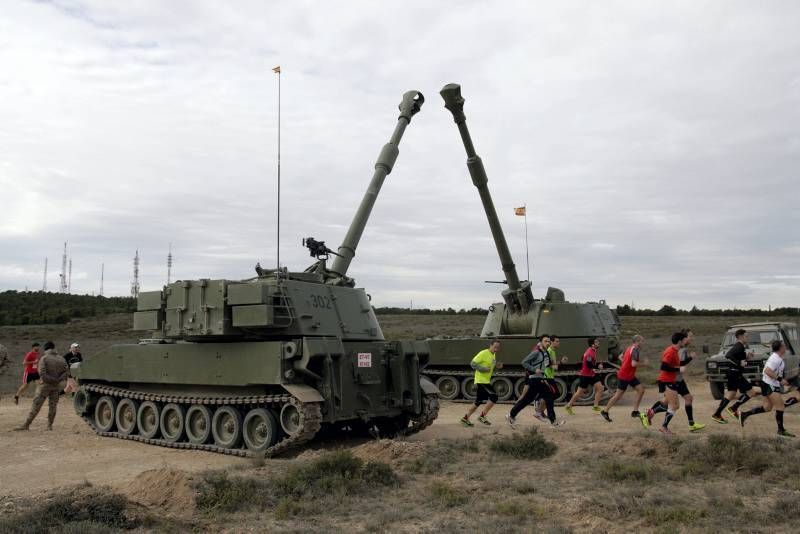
top-left (600, 335), bottom-right (648, 427)
top-left (711, 328), bottom-right (758, 424)
top-left (461, 339), bottom-right (503, 427)
top-left (674, 329), bottom-right (706, 432)
top-left (533, 334), bottom-right (559, 422)
top-left (14, 342), bottom-right (41, 405)
top-left (564, 337), bottom-right (604, 415)
top-left (739, 340), bottom-right (794, 437)
top-left (646, 332), bottom-right (685, 436)
top-left (507, 335), bottom-right (563, 428)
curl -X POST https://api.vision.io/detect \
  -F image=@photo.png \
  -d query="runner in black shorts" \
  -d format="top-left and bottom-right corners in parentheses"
top-left (646, 332), bottom-right (685, 435)
top-left (711, 329), bottom-right (757, 424)
top-left (475, 383), bottom-right (499, 405)
top-left (668, 329), bottom-right (705, 431)
top-left (739, 340), bottom-right (794, 437)
top-left (601, 335), bottom-right (648, 427)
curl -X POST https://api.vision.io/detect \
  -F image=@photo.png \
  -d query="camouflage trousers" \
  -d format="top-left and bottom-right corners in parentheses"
top-left (23, 382), bottom-right (61, 428)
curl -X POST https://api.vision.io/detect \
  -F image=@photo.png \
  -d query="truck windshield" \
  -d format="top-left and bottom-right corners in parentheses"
top-left (722, 330), bottom-right (781, 348)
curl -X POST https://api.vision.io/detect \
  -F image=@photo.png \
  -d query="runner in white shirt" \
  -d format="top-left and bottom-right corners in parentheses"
top-left (739, 340), bottom-right (793, 437)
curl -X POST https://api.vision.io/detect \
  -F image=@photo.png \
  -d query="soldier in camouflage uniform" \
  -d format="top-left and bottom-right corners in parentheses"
top-left (14, 341), bottom-right (68, 431)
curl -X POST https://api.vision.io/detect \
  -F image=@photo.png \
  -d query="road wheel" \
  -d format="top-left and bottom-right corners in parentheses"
top-left (279, 403), bottom-right (301, 436)
top-left (492, 377), bottom-right (514, 402)
top-left (212, 406), bottom-right (243, 449)
top-left (185, 405), bottom-right (213, 444)
top-left (160, 403), bottom-right (186, 443)
top-left (709, 381), bottom-right (725, 401)
top-left (94, 396), bottom-right (117, 432)
top-left (514, 377), bottom-right (527, 399)
top-left (242, 408), bottom-right (278, 453)
top-left (435, 376), bottom-right (461, 400)
top-left (571, 378), bottom-right (595, 404)
top-left (552, 378), bottom-right (569, 404)
top-left (461, 377), bottom-right (477, 400)
top-left (73, 387), bottom-right (92, 416)
top-left (137, 401), bottom-right (161, 439)
top-left (604, 373), bottom-right (620, 392)
top-left (115, 398), bottom-right (139, 435)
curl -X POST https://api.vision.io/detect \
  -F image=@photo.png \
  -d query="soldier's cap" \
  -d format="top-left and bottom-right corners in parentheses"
top-left (70, 343), bottom-right (80, 349)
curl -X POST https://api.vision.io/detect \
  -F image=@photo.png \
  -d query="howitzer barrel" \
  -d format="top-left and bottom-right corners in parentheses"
top-left (330, 91), bottom-right (424, 278)
top-left (440, 83), bottom-right (522, 292)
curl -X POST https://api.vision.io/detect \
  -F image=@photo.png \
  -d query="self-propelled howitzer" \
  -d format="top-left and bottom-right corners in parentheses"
top-left (423, 84), bottom-right (621, 405)
top-left (72, 90), bottom-right (438, 457)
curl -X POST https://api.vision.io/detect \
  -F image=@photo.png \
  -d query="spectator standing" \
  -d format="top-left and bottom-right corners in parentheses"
top-left (63, 343), bottom-right (83, 367)
top-left (14, 341), bottom-right (68, 431)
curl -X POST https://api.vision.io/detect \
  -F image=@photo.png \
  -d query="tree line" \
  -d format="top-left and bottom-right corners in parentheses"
top-left (615, 304), bottom-right (800, 317)
top-left (0, 290), bottom-right (136, 326)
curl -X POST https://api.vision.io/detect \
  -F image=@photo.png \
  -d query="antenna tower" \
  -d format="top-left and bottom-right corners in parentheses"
top-left (167, 243), bottom-right (173, 285)
top-left (100, 263), bottom-right (104, 296)
top-left (42, 257), bottom-right (48, 292)
top-left (68, 258), bottom-right (72, 293)
top-left (59, 242), bottom-right (68, 293)
top-left (131, 249), bottom-right (140, 298)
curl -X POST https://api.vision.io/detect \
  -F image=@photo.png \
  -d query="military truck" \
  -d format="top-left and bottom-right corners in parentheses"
top-left (422, 84), bottom-right (621, 405)
top-left (72, 90), bottom-right (438, 457)
top-left (705, 322), bottom-right (800, 400)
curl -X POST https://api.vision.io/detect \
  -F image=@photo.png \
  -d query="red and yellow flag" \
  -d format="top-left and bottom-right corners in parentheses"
top-left (272, 65), bottom-right (281, 74)
top-left (514, 206), bottom-right (526, 216)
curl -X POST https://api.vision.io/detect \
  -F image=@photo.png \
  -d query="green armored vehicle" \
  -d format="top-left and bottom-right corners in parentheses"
top-left (705, 322), bottom-right (800, 400)
top-left (72, 90), bottom-right (438, 457)
top-left (423, 84), bottom-right (621, 405)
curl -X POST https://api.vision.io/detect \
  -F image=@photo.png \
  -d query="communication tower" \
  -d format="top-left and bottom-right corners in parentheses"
top-left (68, 258), bottom-right (72, 293)
top-left (59, 242), bottom-right (68, 293)
top-left (42, 257), bottom-right (48, 292)
top-left (100, 263), bottom-right (104, 297)
top-left (167, 243), bottom-right (173, 285)
top-left (131, 249), bottom-right (140, 298)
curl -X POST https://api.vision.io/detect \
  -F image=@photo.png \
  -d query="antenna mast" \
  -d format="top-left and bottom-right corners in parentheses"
top-left (100, 263), bottom-right (104, 296)
top-left (167, 243), bottom-right (173, 285)
top-left (131, 249), bottom-right (140, 298)
top-left (42, 257), bottom-right (47, 292)
top-left (59, 242), bottom-right (68, 293)
top-left (68, 258), bottom-right (72, 293)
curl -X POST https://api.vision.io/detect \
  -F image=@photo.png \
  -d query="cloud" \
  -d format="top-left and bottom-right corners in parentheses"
top-left (1, 1), bottom-right (799, 310)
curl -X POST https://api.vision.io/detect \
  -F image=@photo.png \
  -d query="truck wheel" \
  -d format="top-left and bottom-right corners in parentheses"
top-left (212, 406), bottom-right (243, 449)
top-left (243, 408), bottom-right (279, 452)
top-left (137, 401), bottom-right (161, 439)
top-left (160, 403), bottom-right (186, 443)
top-left (435, 376), bottom-right (461, 400)
top-left (94, 396), bottom-right (117, 432)
top-left (492, 377), bottom-right (514, 402)
top-left (115, 398), bottom-right (139, 435)
top-left (461, 377), bottom-right (477, 400)
top-left (709, 381), bottom-right (725, 401)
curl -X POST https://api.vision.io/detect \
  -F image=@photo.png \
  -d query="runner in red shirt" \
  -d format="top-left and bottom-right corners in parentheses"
top-left (14, 342), bottom-right (41, 404)
top-left (565, 337), bottom-right (605, 415)
top-left (600, 335), bottom-right (648, 427)
top-left (646, 331), bottom-right (687, 435)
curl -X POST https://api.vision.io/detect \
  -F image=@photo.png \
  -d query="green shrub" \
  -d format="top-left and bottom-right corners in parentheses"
top-left (0, 490), bottom-right (136, 533)
top-left (597, 460), bottom-right (663, 482)
top-left (489, 428), bottom-right (557, 460)
top-left (405, 438), bottom-right (478, 474)
top-left (678, 434), bottom-right (788, 476)
top-left (195, 471), bottom-right (272, 513)
top-left (429, 481), bottom-right (468, 508)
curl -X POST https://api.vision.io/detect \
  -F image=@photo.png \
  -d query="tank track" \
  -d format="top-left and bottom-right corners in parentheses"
top-left (79, 384), bottom-right (321, 458)
top-left (407, 393), bottom-right (439, 435)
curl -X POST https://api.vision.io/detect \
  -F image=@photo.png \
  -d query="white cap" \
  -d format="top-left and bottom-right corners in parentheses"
top-left (70, 343), bottom-right (80, 349)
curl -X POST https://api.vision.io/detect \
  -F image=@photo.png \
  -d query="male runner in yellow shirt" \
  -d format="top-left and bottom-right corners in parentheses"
top-left (461, 339), bottom-right (503, 426)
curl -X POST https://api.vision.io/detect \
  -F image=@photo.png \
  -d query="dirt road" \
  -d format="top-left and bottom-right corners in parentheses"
top-left (2, 378), bottom-right (795, 499)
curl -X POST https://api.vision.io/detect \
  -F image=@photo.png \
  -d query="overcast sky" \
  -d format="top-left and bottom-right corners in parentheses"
top-left (1, 1), bottom-right (799, 310)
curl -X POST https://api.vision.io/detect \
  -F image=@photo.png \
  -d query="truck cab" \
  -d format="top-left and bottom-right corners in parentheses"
top-left (705, 322), bottom-right (800, 400)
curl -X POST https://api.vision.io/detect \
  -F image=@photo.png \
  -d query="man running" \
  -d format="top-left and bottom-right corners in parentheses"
top-left (711, 328), bottom-right (757, 423)
top-left (600, 335), bottom-right (648, 427)
top-left (739, 340), bottom-right (794, 437)
top-left (674, 329), bottom-right (706, 432)
top-left (565, 337), bottom-right (604, 415)
top-left (646, 332), bottom-right (685, 436)
top-left (507, 335), bottom-right (563, 428)
top-left (533, 335), bottom-right (559, 421)
top-left (14, 342), bottom-right (41, 405)
top-left (461, 339), bottom-right (503, 427)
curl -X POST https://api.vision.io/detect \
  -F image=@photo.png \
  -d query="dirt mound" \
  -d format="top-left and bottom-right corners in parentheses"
top-left (349, 439), bottom-right (427, 466)
top-left (119, 468), bottom-right (196, 517)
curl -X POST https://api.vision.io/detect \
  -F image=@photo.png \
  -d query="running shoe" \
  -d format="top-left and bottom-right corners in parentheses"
top-left (506, 414), bottom-right (517, 429)
top-left (600, 411), bottom-right (612, 423)
top-left (460, 416), bottom-right (474, 428)
top-left (658, 426), bottom-right (673, 437)
top-left (725, 407), bottom-right (739, 419)
top-left (630, 410), bottom-right (641, 418)
top-left (478, 415), bottom-right (491, 426)
top-left (639, 412), bottom-right (650, 429)
top-left (14, 395), bottom-right (19, 405)
top-left (551, 418), bottom-right (566, 427)
top-left (778, 429), bottom-right (796, 438)
top-left (688, 422), bottom-right (706, 432)
top-left (565, 406), bottom-right (575, 416)
top-left (711, 414), bottom-right (728, 424)
top-left (533, 412), bottom-right (548, 423)
top-left (646, 408), bottom-right (655, 427)
top-left (592, 406), bottom-right (602, 413)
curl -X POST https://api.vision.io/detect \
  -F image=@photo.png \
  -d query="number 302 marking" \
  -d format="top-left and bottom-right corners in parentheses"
top-left (310, 294), bottom-right (332, 309)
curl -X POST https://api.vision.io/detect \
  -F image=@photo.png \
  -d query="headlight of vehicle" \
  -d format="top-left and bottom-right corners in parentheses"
top-left (707, 362), bottom-right (717, 369)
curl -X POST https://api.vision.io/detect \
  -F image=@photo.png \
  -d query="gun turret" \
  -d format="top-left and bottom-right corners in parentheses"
top-left (440, 83), bottom-right (533, 313)
top-left (328, 90), bottom-right (424, 284)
